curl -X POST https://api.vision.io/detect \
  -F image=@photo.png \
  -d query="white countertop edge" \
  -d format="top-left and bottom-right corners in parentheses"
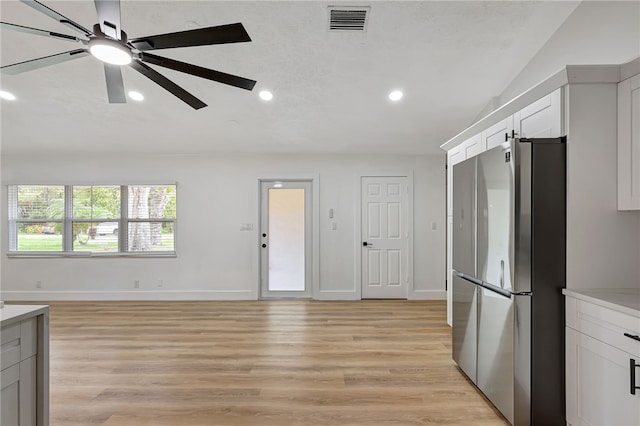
top-left (562, 288), bottom-right (640, 318)
top-left (0, 304), bottom-right (49, 326)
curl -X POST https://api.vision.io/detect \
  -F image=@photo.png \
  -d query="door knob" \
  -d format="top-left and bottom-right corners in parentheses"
top-left (363, 242), bottom-right (373, 247)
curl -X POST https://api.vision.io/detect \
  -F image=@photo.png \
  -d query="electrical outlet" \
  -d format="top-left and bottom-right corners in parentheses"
top-left (134, 280), bottom-right (140, 289)
top-left (35, 280), bottom-right (42, 289)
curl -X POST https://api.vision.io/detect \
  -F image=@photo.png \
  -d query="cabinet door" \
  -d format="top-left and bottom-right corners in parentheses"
top-left (448, 143), bottom-right (466, 167)
top-left (566, 328), bottom-right (640, 426)
top-left (463, 133), bottom-right (483, 159)
top-left (482, 116), bottom-right (514, 151)
top-left (0, 357), bottom-right (37, 426)
top-left (514, 89), bottom-right (562, 138)
top-left (1, 363), bottom-right (20, 426)
top-left (618, 74), bottom-right (640, 210)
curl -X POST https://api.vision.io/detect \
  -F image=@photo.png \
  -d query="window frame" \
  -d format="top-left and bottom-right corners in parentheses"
top-left (7, 184), bottom-right (177, 258)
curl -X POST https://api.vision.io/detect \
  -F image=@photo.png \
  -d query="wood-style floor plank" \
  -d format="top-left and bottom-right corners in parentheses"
top-left (43, 300), bottom-right (508, 426)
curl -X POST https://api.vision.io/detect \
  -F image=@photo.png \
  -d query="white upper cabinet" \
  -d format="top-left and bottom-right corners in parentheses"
top-left (514, 89), bottom-right (562, 138)
top-left (482, 116), bottom-right (514, 151)
top-left (447, 142), bottom-right (466, 168)
top-left (463, 133), bottom-right (483, 159)
top-left (618, 74), bottom-right (640, 210)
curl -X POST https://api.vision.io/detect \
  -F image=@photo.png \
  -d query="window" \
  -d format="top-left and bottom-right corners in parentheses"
top-left (8, 184), bottom-right (177, 256)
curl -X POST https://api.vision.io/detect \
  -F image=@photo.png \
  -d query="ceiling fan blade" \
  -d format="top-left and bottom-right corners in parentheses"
top-left (19, 0), bottom-right (92, 36)
top-left (103, 64), bottom-right (126, 103)
top-left (129, 60), bottom-right (206, 110)
top-left (139, 52), bottom-right (256, 91)
top-left (1, 22), bottom-right (86, 44)
top-left (129, 23), bottom-right (251, 51)
top-left (1, 49), bottom-right (88, 75)
top-left (94, 0), bottom-right (121, 40)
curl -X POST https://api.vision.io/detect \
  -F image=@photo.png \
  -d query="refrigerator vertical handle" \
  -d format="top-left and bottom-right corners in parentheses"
top-left (500, 260), bottom-right (505, 288)
top-left (631, 359), bottom-right (640, 395)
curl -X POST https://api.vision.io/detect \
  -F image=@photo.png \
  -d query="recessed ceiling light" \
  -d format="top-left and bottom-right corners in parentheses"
top-left (0, 90), bottom-right (16, 101)
top-left (259, 90), bottom-right (273, 101)
top-left (128, 91), bottom-right (144, 101)
top-left (389, 90), bottom-right (403, 101)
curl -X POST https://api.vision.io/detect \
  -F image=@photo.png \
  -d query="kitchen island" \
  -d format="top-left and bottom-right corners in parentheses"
top-left (1, 304), bottom-right (49, 426)
top-left (563, 288), bottom-right (640, 426)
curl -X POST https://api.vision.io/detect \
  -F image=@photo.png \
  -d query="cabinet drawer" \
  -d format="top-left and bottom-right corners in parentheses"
top-left (566, 297), bottom-right (640, 357)
top-left (1, 318), bottom-right (38, 371)
top-left (1, 323), bottom-right (21, 370)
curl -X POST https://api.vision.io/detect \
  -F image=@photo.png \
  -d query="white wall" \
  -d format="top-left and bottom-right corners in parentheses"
top-left (0, 153), bottom-right (446, 301)
top-left (499, 1), bottom-right (640, 109)
top-left (566, 84), bottom-right (640, 289)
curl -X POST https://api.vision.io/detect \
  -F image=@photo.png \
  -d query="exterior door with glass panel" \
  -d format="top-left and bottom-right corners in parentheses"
top-left (361, 176), bottom-right (408, 299)
top-left (260, 181), bottom-right (312, 298)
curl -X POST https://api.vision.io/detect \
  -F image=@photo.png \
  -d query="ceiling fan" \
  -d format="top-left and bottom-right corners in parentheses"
top-left (0, 0), bottom-right (257, 109)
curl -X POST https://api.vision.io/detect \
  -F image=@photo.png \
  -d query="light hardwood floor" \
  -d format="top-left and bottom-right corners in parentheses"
top-left (45, 300), bottom-right (508, 425)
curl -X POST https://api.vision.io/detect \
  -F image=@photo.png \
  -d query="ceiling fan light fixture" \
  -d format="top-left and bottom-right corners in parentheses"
top-left (89, 38), bottom-right (132, 65)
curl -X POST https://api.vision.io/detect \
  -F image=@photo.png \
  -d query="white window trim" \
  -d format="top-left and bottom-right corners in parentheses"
top-left (6, 184), bottom-right (177, 258)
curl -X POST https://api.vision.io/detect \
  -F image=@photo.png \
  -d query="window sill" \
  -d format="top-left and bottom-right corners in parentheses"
top-left (6, 251), bottom-right (177, 259)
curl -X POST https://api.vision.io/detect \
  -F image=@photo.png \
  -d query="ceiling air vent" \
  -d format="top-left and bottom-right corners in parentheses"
top-left (328, 6), bottom-right (370, 32)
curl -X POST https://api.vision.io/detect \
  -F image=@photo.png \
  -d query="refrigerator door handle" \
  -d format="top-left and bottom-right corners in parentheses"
top-left (455, 272), bottom-right (483, 287)
top-left (480, 281), bottom-right (513, 299)
top-left (500, 260), bottom-right (505, 288)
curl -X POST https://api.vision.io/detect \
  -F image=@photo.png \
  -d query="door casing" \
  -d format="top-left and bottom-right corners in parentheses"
top-left (258, 176), bottom-right (319, 299)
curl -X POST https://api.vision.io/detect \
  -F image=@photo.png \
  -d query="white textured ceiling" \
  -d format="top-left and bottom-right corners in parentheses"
top-left (0, 0), bottom-right (580, 155)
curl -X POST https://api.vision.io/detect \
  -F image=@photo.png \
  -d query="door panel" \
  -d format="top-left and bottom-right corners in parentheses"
top-left (260, 181), bottom-right (312, 298)
top-left (361, 176), bottom-right (408, 298)
top-left (452, 158), bottom-right (476, 277)
top-left (477, 141), bottom-right (515, 291)
top-left (452, 275), bottom-right (478, 382)
top-left (477, 287), bottom-right (515, 424)
top-left (387, 250), bottom-right (401, 285)
top-left (368, 250), bottom-right (381, 286)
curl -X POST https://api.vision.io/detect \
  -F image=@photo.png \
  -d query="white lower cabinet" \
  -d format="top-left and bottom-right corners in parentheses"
top-left (565, 296), bottom-right (640, 426)
top-left (0, 307), bottom-right (48, 426)
top-left (566, 328), bottom-right (640, 426)
top-left (1, 357), bottom-right (36, 426)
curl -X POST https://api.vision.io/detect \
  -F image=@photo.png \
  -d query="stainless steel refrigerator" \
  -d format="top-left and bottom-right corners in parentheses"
top-left (452, 137), bottom-right (566, 425)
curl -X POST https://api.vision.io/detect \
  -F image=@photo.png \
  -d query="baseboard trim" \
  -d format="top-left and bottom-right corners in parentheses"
top-left (317, 290), bottom-right (359, 301)
top-left (409, 290), bottom-right (447, 300)
top-left (0, 290), bottom-right (255, 301)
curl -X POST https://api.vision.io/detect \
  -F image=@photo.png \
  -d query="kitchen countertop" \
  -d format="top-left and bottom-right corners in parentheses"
top-left (562, 288), bottom-right (640, 318)
top-left (0, 304), bottom-right (49, 327)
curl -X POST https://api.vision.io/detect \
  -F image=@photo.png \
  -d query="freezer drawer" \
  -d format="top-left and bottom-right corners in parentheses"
top-left (477, 286), bottom-right (515, 424)
top-left (452, 274), bottom-right (478, 382)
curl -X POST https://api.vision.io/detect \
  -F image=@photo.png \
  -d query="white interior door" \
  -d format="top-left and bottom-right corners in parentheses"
top-left (260, 181), bottom-right (312, 298)
top-left (361, 176), bottom-right (409, 299)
